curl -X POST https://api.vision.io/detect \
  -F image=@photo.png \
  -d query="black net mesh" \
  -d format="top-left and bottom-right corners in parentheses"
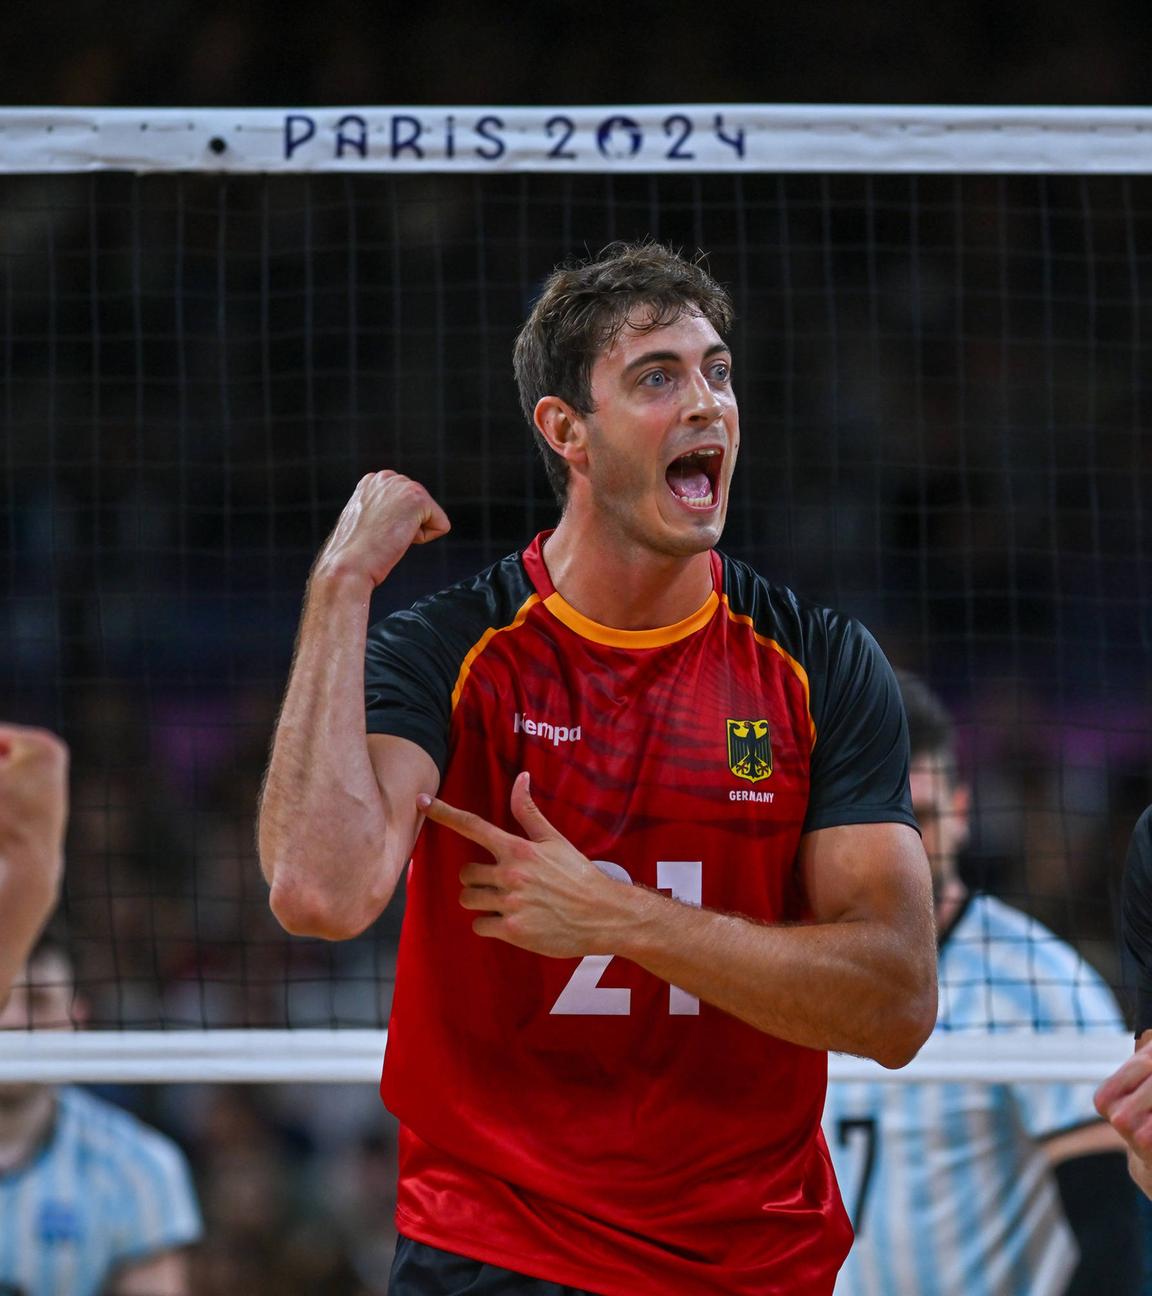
top-left (2, 170), bottom-right (1149, 1031)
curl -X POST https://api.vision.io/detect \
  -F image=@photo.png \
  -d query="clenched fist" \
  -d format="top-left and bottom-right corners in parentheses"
top-left (313, 471), bottom-right (451, 590)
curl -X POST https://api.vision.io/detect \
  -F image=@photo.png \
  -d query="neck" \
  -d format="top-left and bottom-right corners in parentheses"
top-left (543, 514), bottom-right (715, 630)
top-left (0, 1087), bottom-right (55, 1173)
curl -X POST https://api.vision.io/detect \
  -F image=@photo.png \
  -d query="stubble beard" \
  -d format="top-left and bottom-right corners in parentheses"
top-left (0, 1083), bottom-right (44, 1112)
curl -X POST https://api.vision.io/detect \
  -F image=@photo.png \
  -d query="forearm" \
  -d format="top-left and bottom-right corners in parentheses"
top-left (615, 888), bottom-right (936, 1067)
top-left (260, 564), bottom-right (396, 938)
top-left (0, 842), bottom-right (60, 1005)
top-left (427, 787), bottom-right (936, 1065)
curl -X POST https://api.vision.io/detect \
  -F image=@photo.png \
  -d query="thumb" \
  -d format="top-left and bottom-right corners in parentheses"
top-left (509, 771), bottom-right (563, 844)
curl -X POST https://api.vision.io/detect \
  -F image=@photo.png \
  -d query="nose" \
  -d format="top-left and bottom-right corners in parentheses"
top-left (685, 368), bottom-right (724, 425)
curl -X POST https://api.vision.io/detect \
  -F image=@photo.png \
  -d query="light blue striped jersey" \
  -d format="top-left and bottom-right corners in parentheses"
top-left (823, 893), bottom-right (1123, 1296)
top-left (0, 1086), bottom-right (202, 1296)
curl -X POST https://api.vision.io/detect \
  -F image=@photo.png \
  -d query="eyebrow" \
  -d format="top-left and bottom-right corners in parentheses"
top-left (621, 341), bottom-right (731, 376)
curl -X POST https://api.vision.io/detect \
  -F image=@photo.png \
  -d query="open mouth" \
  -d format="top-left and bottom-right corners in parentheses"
top-left (666, 447), bottom-right (723, 510)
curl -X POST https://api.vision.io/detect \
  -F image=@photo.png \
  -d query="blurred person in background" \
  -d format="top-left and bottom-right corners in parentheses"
top-left (0, 725), bottom-right (67, 1008)
top-left (185, 1084), bottom-right (376, 1296)
top-left (825, 673), bottom-right (1138, 1296)
top-left (0, 930), bottom-right (202, 1295)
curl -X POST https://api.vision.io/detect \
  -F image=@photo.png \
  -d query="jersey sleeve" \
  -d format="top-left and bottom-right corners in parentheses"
top-left (364, 554), bottom-right (535, 777)
top-left (803, 615), bottom-right (916, 834)
top-left (1008, 944), bottom-right (1125, 1140)
top-left (109, 1125), bottom-right (202, 1264)
top-left (364, 606), bottom-right (460, 775)
top-left (1122, 806), bottom-right (1152, 1033)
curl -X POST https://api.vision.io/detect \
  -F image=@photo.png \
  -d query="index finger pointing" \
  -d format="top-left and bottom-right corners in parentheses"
top-left (418, 793), bottom-right (515, 856)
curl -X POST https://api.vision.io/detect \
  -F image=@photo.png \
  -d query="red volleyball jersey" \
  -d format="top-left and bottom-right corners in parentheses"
top-left (364, 534), bottom-right (915, 1295)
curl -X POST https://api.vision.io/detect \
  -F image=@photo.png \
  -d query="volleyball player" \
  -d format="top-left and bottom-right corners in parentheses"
top-left (0, 724), bottom-right (67, 1010)
top-left (1095, 808), bottom-right (1152, 1201)
top-left (0, 931), bottom-right (202, 1294)
top-left (825, 674), bottom-right (1137, 1295)
top-left (260, 242), bottom-right (938, 1295)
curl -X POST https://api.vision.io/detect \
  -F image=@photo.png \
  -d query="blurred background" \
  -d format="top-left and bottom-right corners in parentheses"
top-left (2, 4), bottom-right (1152, 1291)
top-left (1, 0), bottom-right (1151, 111)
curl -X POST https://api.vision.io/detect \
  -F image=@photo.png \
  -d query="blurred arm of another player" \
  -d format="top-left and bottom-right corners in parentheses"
top-left (108, 1246), bottom-right (191, 1294)
top-left (0, 724), bottom-right (68, 1010)
top-left (1095, 807), bottom-right (1152, 1198)
top-left (259, 471), bottom-right (450, 941)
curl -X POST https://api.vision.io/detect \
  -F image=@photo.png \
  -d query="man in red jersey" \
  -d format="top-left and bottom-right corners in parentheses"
top-left (259, 242), bottom-right (938, 1295)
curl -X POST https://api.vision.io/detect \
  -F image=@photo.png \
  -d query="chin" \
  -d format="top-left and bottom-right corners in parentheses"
top-left (667, 505), bottom-right (727, 551)
top-left (657, 525), bottom-right (723, 558)
top-left (0, 1082), bottom-right (40, 1107)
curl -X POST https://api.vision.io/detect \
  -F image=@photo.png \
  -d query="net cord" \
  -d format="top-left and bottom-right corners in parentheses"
top-left (0, 1031), bottom-right (1134, 1085)
top-left (4, 106), bottom-right (1152, 174)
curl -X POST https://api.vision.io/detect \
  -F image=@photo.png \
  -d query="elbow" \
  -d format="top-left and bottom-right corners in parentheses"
top-left (267, 873), bottom-right (390, 942)
top-left (268, 878), bottom-right (345, 939)
top-left (873, 980), bottom-right (938, 1070)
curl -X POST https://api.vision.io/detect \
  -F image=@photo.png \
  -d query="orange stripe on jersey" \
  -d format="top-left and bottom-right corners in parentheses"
top-left (450, 593), bottom-right (542, 712)
top-left (720, 593), bottom-right (816, 745)
top-left (541, 589), bottom-right (719, 649)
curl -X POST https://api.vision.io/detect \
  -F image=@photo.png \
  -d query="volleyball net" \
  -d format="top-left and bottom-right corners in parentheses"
top-left (1, 106), bottom-right (1148, 1082)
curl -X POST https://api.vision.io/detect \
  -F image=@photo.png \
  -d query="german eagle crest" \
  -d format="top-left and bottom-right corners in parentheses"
top-left (726, 719), bottom-right (773, 783)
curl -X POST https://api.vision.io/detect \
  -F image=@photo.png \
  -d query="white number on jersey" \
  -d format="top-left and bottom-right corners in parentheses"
top-left (549, 860), bottom-right (702, 1016)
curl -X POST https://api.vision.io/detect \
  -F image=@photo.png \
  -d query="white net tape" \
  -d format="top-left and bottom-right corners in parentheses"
top-left (4, 105), bottom-right (1152, 174)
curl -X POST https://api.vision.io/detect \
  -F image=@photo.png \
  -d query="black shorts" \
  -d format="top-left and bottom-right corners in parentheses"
top-left (388, 1235), bottom-right (600, 1296)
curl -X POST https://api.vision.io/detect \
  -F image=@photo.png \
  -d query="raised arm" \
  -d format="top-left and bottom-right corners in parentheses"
top-left (422, 773), bottom-right (938, 1068)
top-left (259, 471), bottom-right (448, 941)
top-left (0, 724), bottom-right (68, 1009)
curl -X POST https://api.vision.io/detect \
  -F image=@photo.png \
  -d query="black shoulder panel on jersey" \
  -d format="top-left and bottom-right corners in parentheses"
top-left (364, 550), bottom-right (536, 775)
top-left (720, 554), bottom-right (915, 835)
top-left (1122, 806), bottom-right (1152, 1033)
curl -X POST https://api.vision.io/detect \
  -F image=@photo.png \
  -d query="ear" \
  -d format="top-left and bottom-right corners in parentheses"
top-left (534, 396), bottom-right (589, 469)
top-left (69, 990), bottom-right (91, 1030)
top-left (950, 781), bottom-right (972, 853)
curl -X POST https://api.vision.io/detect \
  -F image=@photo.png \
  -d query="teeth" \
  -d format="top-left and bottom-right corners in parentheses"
top-left (673, 448), bottom-right (721, 463)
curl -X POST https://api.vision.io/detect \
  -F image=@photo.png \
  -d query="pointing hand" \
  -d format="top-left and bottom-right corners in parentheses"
top-left (418, 772), bottom-right (635, 957)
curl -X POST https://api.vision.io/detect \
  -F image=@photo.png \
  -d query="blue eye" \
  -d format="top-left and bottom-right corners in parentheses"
top-left (642, 370), bottom-right (668, 387)
top-left (710, 362), bottom-right (731, 382)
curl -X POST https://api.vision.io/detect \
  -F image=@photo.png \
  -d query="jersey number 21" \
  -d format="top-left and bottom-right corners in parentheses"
top-left (550, 860), bottom-right (702, 1016)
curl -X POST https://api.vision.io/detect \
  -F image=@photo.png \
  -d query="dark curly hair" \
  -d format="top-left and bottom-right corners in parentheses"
top-left (513, 242), bottom-right (734, 507)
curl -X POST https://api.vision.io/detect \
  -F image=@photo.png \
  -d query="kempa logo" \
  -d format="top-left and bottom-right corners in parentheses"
top-left (514, 712), bottom-right (582, 746)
